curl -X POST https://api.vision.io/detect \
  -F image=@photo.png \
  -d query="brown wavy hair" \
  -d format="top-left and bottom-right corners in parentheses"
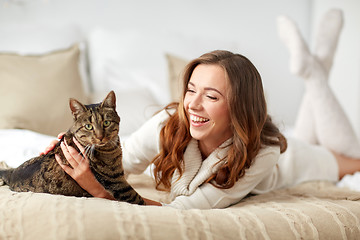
top-left (152, 50), bottom-right (287, 191)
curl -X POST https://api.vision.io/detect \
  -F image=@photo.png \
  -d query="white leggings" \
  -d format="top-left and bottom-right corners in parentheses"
top-left (278, 9), bottom-right (360, 159)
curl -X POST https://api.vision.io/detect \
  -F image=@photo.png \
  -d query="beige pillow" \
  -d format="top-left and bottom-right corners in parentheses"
top-left (166, 53), bottom-right (189, 102)
top-left (0, 45), bottom-right (87, 136)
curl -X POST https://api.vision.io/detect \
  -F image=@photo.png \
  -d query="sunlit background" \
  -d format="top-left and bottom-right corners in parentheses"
top-left (0, 0), bottom-right (359, 135)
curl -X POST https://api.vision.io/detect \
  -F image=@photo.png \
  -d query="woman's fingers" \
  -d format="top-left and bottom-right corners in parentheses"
top-left (73, 137), bottom-right (85, 154)
top-left (56, 142), bottom-right (94, 191)
top-left (60, 141), bottom-right (80, 168)
top-left (66, 139), bottom-right (89, 165)
top-left (55, 140), bottom-right (107, 198)
top-left (55, 154), bottom-right (73, 175)
top-left (60, 138), bottom-right (90, 169)
top-left (39, 139), bottom-right (59, 156)
top-left (57, 132), bottom-right (66, 139)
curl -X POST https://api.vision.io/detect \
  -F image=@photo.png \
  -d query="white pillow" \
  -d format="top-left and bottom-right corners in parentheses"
top-left (0, 23), bottom-right (91, 94)
top-left (87, 28), bottom-right (239, 104)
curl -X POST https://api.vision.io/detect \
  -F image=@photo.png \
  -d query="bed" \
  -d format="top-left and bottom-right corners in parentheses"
top-left (1, 166), bottom-right (360, 239)
top-left (1, 19), bottom-right (360, 240)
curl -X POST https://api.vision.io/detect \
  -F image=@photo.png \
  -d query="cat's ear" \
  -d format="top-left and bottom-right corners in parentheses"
top-left (101, 91), bottom-right (116, 109)
top-left (69, 98), bottom-right (87, 119)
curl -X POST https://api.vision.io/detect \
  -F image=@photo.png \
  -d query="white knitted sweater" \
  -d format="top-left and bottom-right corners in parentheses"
top-left (122, 110), bottom-right (338, 209)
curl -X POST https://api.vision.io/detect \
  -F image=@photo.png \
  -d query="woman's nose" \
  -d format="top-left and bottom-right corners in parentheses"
top-left (189, 94), bottom-right (202, 109)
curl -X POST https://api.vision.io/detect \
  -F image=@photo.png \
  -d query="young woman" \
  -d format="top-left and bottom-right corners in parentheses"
top-left (44, 11), bottom-right (360, 209)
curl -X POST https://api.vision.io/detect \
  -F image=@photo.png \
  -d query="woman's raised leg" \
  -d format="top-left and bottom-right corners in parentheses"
top-left (278, 9), bottom-right (360, 177)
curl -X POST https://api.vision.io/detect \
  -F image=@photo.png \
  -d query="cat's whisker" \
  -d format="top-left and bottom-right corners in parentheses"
top-left (108, 139), bottom-right (118, 150)
top-left (90, 144), bottom-right (95, 158)
top-left (83, 144), bottom-right (92, 161)
top-left (83, 145), bottom-right (89, 156)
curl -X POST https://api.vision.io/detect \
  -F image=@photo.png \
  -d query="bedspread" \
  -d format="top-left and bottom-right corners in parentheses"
top-left (1, 173), bottom-right (360, 240)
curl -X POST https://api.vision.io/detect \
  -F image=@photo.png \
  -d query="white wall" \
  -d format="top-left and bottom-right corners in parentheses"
top-left (312, 0), bottom-right (360, 136)
top-left (0, 0), bottom-right (312, 129)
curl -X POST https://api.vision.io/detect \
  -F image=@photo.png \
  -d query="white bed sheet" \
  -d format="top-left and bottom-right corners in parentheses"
top-left (0, 129), bottom-right (54, 168)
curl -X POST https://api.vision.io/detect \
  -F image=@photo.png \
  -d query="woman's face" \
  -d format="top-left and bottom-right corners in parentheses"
top-left (184, 64), bottom-right (232, 150)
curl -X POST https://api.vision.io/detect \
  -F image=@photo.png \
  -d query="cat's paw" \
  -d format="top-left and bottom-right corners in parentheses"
top-left (0, 161), bottom-right (10, 170)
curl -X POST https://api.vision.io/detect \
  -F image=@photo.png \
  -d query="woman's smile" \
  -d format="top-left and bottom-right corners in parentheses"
top-left (189, 114), bottom-right (210, 126)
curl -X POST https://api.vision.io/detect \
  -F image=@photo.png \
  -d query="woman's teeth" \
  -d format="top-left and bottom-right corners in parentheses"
top-left (190, 115), bottom-right (209, 123)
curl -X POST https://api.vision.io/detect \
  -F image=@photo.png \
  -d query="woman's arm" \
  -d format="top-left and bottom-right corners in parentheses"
top-left (122, 109), bottom-right (170, 174)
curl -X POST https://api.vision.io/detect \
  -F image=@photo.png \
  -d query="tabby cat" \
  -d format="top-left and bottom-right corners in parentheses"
top-left (0, 91), bottom-right (145, 205)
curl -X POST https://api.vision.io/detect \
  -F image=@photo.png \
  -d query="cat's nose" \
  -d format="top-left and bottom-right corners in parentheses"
top-left (95, 130), bottom-right (104, 141)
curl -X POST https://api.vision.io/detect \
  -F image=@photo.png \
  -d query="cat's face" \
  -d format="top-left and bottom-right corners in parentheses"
top-left (69, 91), bottom-right (120, 147)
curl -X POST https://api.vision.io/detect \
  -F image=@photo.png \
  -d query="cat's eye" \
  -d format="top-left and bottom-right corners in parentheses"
top-left (85, 124), bottom-right (93, 130)
top-left (103, 120), bottom-right (111, 127)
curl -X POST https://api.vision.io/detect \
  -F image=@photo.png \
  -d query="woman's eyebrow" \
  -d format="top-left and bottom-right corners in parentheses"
top-left (188, 82), bottom-right (195, 87)
top-left (205, 87), bottom-right (224, 97)
top-left (188, 82), bottom-right (224, 96)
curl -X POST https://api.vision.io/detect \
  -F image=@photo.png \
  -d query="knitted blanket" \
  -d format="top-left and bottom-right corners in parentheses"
top-left (1, 173), bottom-right (360, 240)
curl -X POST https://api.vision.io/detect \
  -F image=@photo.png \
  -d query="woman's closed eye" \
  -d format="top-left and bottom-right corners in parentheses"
top-left (186, 88), bottom-right (196, 93)
top-left (186, 88), bottom-right (218, 100)
top-left (206, 95), bottom-right (218, 100)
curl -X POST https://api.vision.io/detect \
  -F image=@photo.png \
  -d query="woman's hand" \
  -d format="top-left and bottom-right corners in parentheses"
top-left (39, 132), bottom-right (65, 156)
top-left (143, 198), bottom-right (162, 206)
top-left (55, 137), bottom-right (115, 200)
